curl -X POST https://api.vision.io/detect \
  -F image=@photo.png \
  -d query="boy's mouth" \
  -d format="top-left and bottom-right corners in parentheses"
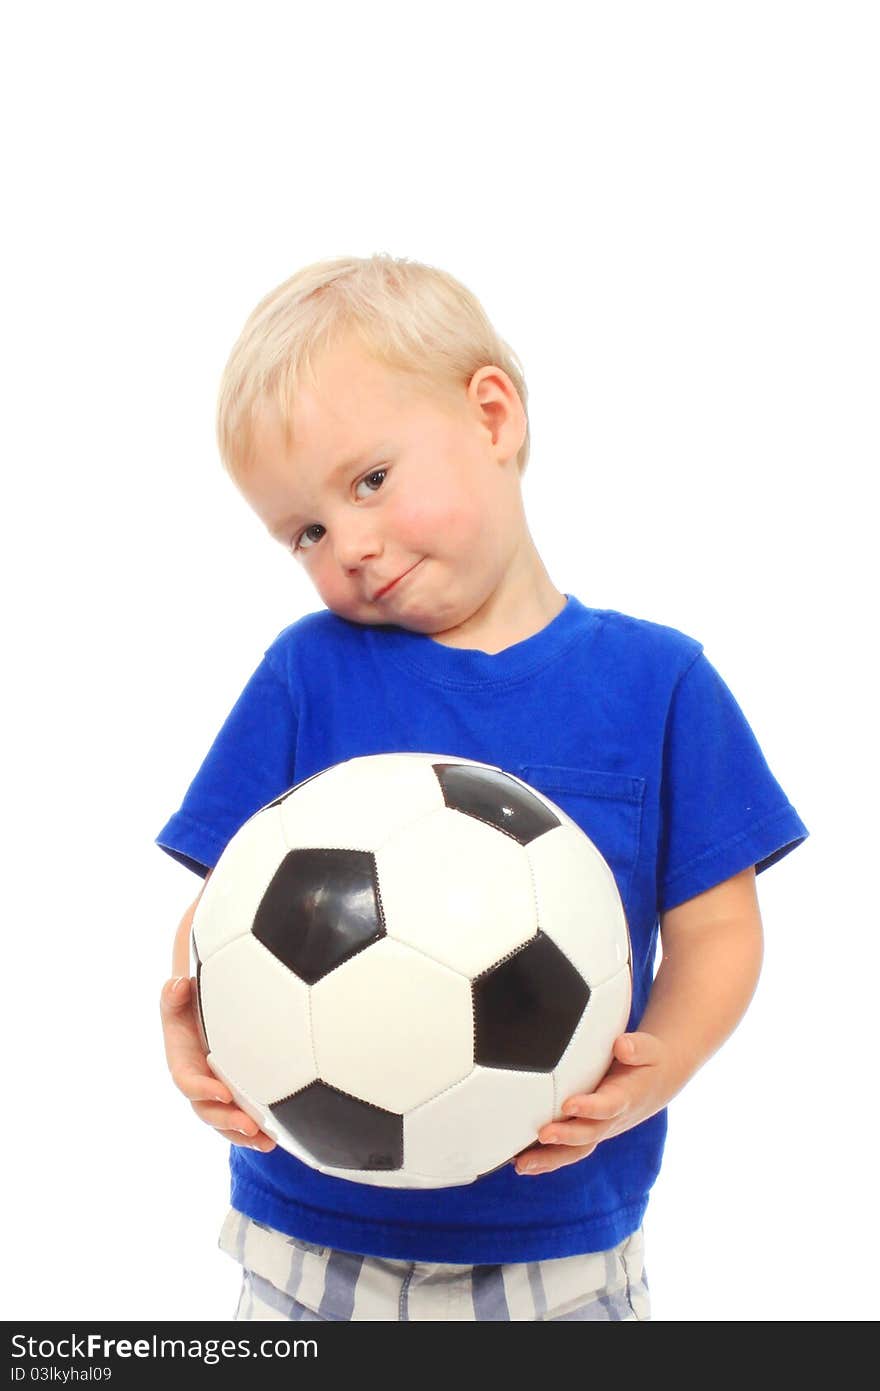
top-left (373, 560), bottom-right (422, 602)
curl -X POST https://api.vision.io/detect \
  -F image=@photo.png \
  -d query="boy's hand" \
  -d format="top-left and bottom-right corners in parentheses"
top-left (514, 1031), bottom-right (671, 1175)
top-left (160, 976), bottom-right (277, 1153)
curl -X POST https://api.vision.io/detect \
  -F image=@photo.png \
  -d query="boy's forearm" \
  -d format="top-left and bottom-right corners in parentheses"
top-left (170, 873), bottom-right (214, 973)
top-left (172, 900), bottom-right (197, 977)
top-left (171, 871), bottom-right (212, 977)
top-left (638, 916), bottom-right (764, 1098)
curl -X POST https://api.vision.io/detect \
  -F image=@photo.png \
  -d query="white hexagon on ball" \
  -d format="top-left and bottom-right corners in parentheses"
top-left (310, 936), bottom-right (474, 1113)
top-left (404, 1065), bottom-right (554, 1182)
top-left (277, 754), bottom-right (447, 852)
top-left (199, 933), bottom-right (315, 1102)
top-left (376, 806), bottom-right (537, 977)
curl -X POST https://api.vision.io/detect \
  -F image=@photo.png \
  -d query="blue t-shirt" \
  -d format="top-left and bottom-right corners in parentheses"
top-left (155, 594), bottom-right (808, 1263)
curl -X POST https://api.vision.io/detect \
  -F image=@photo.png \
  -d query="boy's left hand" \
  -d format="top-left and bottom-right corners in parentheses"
top-left (514, 1031), bottom-right (673, 1175)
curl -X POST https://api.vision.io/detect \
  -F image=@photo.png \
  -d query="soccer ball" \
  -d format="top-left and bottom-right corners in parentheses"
top-left (191, 753), bottom-right (632, 1188)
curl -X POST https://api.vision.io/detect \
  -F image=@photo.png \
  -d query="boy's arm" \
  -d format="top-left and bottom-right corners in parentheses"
top-left (515, 864), bottom-right (763, 1174)
top-left (631, 863), bottom-right (763, 1092)
top-left (171, 868), bottom-right (212, 977)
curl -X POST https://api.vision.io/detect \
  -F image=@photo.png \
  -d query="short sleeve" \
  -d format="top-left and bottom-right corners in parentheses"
top-left (154, 648), bottom-right (298, 877)
top-left (658, 650), bottom-right (809, 913)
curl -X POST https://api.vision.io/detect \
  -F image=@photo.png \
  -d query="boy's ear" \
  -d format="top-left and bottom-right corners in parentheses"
top-left (468, 364), bottom-right (527, 463)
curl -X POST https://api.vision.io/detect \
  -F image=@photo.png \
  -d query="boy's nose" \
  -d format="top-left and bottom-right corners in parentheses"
top-left (333, 524), bottom-right (382, 570)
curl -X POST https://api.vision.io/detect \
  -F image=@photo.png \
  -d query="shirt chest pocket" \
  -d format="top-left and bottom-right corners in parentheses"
top-left (515, 763), bottom-right (646, 910)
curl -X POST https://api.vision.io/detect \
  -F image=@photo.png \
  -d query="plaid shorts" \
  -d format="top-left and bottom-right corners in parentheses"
top-left (219, 1207), bottom-right (650, 1321)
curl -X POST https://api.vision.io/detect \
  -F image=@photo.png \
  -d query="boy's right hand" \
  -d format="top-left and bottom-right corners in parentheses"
top-left (160, 976), bottom-right (277, 1152)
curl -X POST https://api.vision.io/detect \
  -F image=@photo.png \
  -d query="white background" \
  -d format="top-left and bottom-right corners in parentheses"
top-left (4, 1), bottom-right (876, 1323)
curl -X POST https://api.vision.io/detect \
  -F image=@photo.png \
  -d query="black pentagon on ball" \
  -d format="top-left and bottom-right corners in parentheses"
top-left (253, 848), bottom-right (385, 985)
top-left (433, 763), bottom-right (560, 845)
top-left (270, 1080), bottom-right (404, 1171)
top-left (474, 931), bottom-right (590, 1071)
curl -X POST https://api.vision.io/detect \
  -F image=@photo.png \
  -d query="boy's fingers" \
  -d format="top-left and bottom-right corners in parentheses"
top-left (216, 1128), bottom-right (277, 1152)
top-left (178, 1071), bottom-right (233, 1104)
top-left (160, 979), bottom-right (199, 1047)
top-left (516, 1142), bottom-right (597, 1173)
top-left (613, 1031), bottom-right (662, 1066)
top-left (193, 1100), bottom-right (261, 1133)
top-left (561, 1083), bottom-right (629, 1120)
top-left (160, 976), bottom-right (191, 1011)
top-left (160, 978), bottom-right (267, 1140)
top-left (161, 978), bottom-right (232, 1104)
top-left (190, 1093), bottom-right (278, 1145)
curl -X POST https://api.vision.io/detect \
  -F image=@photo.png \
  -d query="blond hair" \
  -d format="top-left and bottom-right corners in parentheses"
top-left (216, 254), bottom-right (531, 480)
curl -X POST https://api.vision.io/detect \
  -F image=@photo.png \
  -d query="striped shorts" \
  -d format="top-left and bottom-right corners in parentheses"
top-left (219, 1207), bottom-right (650, 1321)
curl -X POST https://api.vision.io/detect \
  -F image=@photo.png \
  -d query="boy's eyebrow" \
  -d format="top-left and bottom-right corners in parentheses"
top-left (268, 444), bottom-right (393, 537)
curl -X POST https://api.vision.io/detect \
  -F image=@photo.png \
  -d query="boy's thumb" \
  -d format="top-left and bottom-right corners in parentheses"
top-left (164, 976), bottom-right (190, 1004)
top-left (614, 1031), bottom-right (660, 1065)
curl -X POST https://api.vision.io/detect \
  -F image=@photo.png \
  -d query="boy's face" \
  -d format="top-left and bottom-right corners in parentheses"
top-left (237, 332), bottom-right (534, 643)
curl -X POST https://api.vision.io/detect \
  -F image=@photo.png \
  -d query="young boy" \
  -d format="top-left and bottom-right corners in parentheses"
top-left (156, 255), bottom-right (808, 1321)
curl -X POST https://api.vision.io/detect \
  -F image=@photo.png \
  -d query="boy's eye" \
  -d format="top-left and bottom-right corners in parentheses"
top-left (293, 468), bottom-right (388, 553)
top-left (295, 524), bottom-right (325, 552)
top-left (357, 468), bottom-right (387, 496)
